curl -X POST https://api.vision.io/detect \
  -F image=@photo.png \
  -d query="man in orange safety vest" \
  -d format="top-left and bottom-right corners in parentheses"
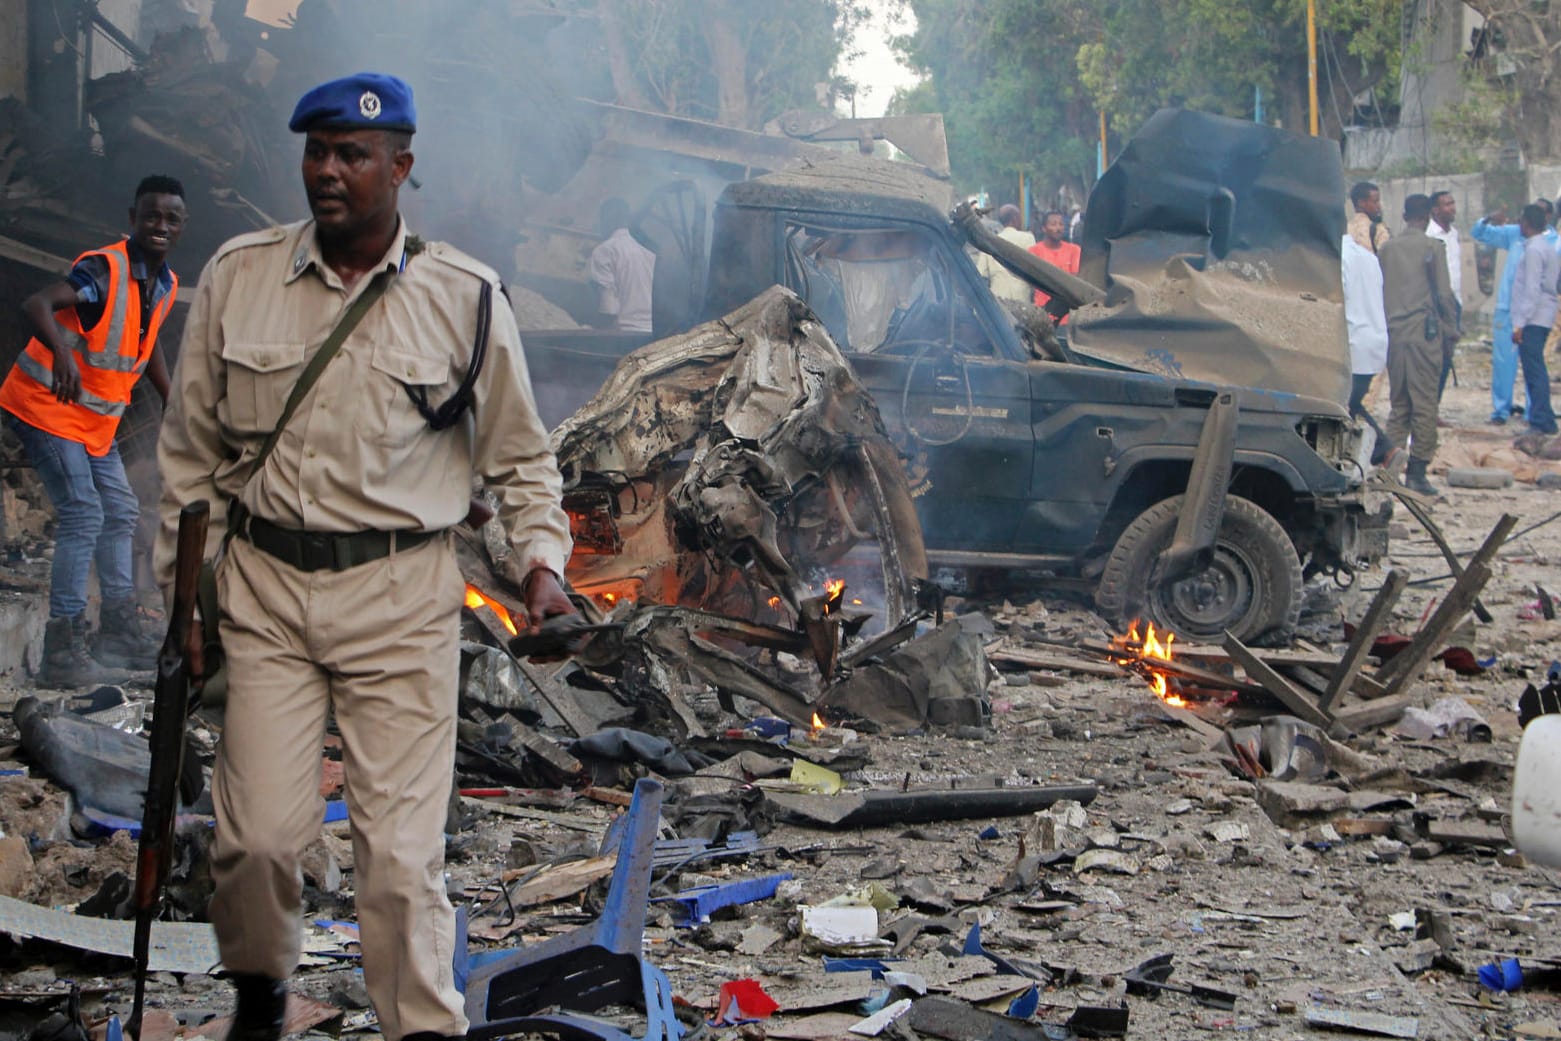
top-left (0, 175), bottom-right (187, 687)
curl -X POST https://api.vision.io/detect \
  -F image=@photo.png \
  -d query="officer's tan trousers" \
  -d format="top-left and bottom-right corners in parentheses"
top-left (1385, 334), bottom-right (1443, 464)
top-left (209, 534), bottom-right (468, 1041)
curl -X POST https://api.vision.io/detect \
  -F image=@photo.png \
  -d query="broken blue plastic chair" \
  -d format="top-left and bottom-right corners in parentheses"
top-left (458, 778), bottom-right (682, 1041)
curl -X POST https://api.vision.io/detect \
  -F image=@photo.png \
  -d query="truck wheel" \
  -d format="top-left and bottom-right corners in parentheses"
top-left (1095, 494), bottom-right (1301, 646)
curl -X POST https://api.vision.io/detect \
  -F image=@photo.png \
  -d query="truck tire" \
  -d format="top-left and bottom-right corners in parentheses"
top-left (1094, 494), bottom-right (1301, 646)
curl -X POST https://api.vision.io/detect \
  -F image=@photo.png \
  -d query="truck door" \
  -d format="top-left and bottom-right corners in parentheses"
top-left (782, 219), bottom-right (1034, 551)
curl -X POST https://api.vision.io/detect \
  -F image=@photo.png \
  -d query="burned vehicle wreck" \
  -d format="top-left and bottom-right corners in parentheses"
top-left (463, 287), bottom-right (993, 737)
top-left (525, 110), bottom-right (1385, 647)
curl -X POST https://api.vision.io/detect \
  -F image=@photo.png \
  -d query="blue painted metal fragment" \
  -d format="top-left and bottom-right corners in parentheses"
top-left (652, 872), bottom-right (792, 926)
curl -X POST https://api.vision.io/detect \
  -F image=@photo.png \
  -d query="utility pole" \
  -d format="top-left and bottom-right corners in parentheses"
top-left (1306, 0), bottom-right (1320, 136)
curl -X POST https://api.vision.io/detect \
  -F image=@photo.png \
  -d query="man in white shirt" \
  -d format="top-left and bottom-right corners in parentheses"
top-left (1341, 234), bottom-right (1391, 463)
top-left (1426, 190), bottom-right (1462, 398)
top-left (976, 204), bottom-right (1036, 304)
top-left (588, 198), bottom-right (656, 334)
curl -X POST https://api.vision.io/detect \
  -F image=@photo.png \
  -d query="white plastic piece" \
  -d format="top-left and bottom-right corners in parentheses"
top-left (1512, 714), bottom-right (1561, 868)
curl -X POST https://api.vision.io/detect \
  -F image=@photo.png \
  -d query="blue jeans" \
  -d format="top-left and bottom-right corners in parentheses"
top-left (4, 413), bottom-right (137, 618)
top-left (1519, 325), bottom-right (1558, 434)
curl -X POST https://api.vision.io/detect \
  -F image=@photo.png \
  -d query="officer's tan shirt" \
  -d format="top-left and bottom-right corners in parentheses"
top-left (1348, 211), bottom-right (1390, 255)
top-left (154, 218), bottom-right (571, 589)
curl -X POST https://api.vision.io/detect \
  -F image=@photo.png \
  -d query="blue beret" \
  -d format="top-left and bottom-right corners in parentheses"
top-left (289, 73), bottom-right (416, 133)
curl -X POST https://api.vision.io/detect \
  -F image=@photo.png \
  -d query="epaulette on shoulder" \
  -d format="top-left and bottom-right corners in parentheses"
top-left (421, 240), bottom-right (501, 287)
top-left (211, 224), bottom-right (291, 263)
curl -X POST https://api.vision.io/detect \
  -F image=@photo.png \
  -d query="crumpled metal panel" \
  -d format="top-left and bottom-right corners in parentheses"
top-left (1069, 109), bottom-right (1351, 406)
top-left (552, 286), bottom-right (927, 626)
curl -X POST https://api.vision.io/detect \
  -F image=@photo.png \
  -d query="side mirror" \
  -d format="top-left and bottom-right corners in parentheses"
top-left (1512, 714), bottom-right (1561, 867)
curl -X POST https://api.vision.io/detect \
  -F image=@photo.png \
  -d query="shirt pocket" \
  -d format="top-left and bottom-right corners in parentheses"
top-left (361, 342), bottom-right (449, 447)
top-left (221, 341), bottom-right (306, 435)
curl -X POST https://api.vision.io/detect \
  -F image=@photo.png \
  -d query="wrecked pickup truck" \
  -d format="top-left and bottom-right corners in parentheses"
top-left (525, 110), bottom-right (1387, 646)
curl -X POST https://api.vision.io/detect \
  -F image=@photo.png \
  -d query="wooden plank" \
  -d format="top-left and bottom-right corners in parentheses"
top-left (581, 785), bottom-right (633, 807)
top-left (1278, 665), bottom-right (1389, 703)
top-left (1333, 818), bottom-right (1395, 836)
top-left (1222, 631), bottom-right (1336, 730)
top-left (1145, 656), bottom-right (1265, 694)
top-left (1087, 639), bottom-right (1346, 670)
top-left (496, 855), bottom-right (617, 904)
top-left (1280, 663), bottom-right (1334, 696)
top-left (1074, 638), bottom-right (1264, 694)
top-left (1378, 562), bottom-right (1494, 699)
top-left (1424, 819), bottom-right (1509, 848)
top-left (1332, 693), bottom-right (1411, 732)
top-left (1353, 673), bottom-right (1389, 699)
top-left (987, 647), bottom-right (1125, 678)
top-left (1157, 703), bottom-right (1226, 744)
top-left (510, 720), bottom-right (586, 782)
top-left (1321, 567), bottom-right (1408, 712)
top-left (1453, 510), bottom-right (1519, 600)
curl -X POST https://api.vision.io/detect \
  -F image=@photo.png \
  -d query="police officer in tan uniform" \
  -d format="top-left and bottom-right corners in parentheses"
top-left (154, 73), bottom-right (574, 1041)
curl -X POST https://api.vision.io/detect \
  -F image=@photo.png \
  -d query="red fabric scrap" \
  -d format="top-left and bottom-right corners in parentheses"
top-left (715, 979), bottom-right (780, 1024)
top-left (1437, 647), bottom-right (1485, 675)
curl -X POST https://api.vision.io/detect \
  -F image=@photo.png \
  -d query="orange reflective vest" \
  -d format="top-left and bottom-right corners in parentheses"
top-left (0, 240), bottom-right (178, 456)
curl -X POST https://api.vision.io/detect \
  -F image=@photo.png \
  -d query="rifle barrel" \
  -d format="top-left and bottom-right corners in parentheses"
top-left (127, 500), bottom-right (209, 1041)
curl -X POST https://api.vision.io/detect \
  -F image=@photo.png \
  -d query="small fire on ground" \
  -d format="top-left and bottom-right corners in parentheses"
top-left (1112, 621), bottom-right (1185, 708)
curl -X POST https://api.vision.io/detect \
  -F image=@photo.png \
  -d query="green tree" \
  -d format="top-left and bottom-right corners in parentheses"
top-left (892, 0), bottom-right (1400, 201)
top-left (890, 0), bottom-right (1100, 202)
top-left (1458, 0), bottom-right (1561, 161)
top-left (597, 0), bottom-right (867, 129)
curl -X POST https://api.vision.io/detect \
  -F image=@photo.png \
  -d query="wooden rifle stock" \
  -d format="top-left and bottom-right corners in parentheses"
top-left (127, 500), bottom-right (210, 1041)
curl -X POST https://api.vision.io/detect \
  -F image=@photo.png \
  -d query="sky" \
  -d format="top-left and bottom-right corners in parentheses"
top-left (841, 3), bottom-right (923, 118)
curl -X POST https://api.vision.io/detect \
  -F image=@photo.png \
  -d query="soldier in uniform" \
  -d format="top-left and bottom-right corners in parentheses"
top-left (1378, 193), bottom-right (1459, 497)
top-left (154, 73), bottom-right (575, 1041)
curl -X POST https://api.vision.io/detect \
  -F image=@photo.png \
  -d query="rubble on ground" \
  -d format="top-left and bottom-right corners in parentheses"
top-left (0, 339), bottom-right (1560, 1041)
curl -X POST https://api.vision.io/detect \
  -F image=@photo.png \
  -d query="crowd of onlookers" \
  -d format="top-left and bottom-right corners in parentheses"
top-left (976, 203), bottom-right (1084, 319)
top-left (1343, 181), bottom-right (1558, 496)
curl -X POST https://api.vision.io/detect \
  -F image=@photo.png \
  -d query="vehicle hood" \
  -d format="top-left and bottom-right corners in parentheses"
top-left (1067, 109), bottom-right (1350, 406)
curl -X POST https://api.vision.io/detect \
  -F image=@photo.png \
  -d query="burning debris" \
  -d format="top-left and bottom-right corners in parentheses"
top-left (451, 286), bottom-right (972, 740)
top-left (1111, 622), bottom-right (1182, 707)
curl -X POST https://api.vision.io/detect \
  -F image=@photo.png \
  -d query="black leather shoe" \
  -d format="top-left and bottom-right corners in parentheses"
top-left (226, 974), bottom-right (288, 1041)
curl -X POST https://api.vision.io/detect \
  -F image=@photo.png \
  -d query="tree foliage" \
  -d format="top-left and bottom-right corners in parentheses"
top-left (1458, 0), bottom-right (1561, 162)
top-left (891, 0), bottom-right (1400, 202)
top-left (595, 0), bottom-right (866, 129)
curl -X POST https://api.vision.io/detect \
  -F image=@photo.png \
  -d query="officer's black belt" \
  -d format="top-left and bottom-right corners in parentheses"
top-left (240, 514), bottom-right (438, 572)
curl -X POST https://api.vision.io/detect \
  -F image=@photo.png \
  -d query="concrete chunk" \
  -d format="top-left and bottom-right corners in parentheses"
top-left (1257, 781), bottom-right (1349, 826)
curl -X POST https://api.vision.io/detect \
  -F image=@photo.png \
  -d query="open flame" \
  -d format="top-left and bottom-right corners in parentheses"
top-left (464, 584), bottom-right (519, 636)
top-left (1113, 621), bottom-right (1186, 708)
top-left (811, 712), bottom-right (826, 731)
top-left (825, 579), bottom-right (845, 598)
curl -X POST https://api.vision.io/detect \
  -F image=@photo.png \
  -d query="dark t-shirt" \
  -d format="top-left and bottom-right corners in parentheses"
top-left (64, 240), bottom-right (174, 337)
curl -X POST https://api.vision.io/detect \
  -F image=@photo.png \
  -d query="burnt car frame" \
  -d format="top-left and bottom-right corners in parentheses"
top-left (528, 111), bottom-right (1386, 646)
